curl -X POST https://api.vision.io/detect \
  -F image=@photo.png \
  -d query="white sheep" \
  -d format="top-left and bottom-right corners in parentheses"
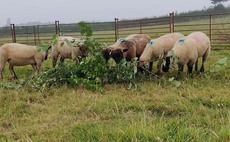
top-left (164, 31), bottom-right (211, 80)
top-left (0, 43), bottom-right (50, 79)
top-left (139, 32), bottom-right (184, 74)
top-left (51, 36), bottom-right (86, 67)
top-left (102, 34), bottom-right (151, 63)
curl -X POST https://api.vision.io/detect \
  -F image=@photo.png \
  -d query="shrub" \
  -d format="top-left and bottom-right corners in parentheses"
top-left (24, 22), bottom-right (138, 92)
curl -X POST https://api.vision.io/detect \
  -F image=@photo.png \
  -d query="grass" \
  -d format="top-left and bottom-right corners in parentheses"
top-left (0, 50), bottom-right (229, 141)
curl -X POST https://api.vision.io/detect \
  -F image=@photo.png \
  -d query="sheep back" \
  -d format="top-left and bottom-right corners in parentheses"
top-left (185, 32), bottom-right (211, 58)
top-left (0, 43), bottom-right (44, 66)
top-left (139, 32), bottom-right (184, 63)
top-left (172, 38), bottom-right (198, 66)
top-left (103, 34), bottom-right (151, 63)
top-left (52, 36), bottom-right (77, 59)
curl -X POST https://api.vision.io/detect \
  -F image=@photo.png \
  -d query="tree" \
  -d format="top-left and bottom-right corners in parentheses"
top-left (210, 0), bottom-right (229, 5)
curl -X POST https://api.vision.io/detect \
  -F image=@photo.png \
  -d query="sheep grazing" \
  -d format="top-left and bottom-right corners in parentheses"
top-left (102, 34), bottom-right (151, 63)
top-left (51, 36), bottom-right (87, 67)
top-left (164, 31), bottom-right (211, 80)
top-left (138, 32), bottom-right (184, 74)
top-left (0, 43), bottom-right (50, 79)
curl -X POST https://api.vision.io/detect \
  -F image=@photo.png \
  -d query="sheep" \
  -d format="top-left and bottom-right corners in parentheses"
top-left (138, 33), bottom-right (185, 74)
top-left (164, 31), bottom-right (211, 80)
top-left (51, 36), bottom-right (87, 67)
top-left (102, 34), bottom-right (151, 63)
top-left (0, 43), bottom-right (50, 79)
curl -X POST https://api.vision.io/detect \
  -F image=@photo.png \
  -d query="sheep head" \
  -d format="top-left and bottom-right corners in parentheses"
top-left (78, 42), bottom-right (89, 58)
top-left (111, 39), bottom-right (135, 63)
top-left (44, 46), bottom-right (52, 60)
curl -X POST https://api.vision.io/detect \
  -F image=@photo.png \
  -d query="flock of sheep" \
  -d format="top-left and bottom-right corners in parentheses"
top-left (102, 31), bottom-right (211, 80)
top-left (0, 31), bottom-right (211, 80)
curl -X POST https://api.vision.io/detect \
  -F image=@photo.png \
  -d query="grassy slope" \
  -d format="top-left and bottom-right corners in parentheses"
top-left (0, 50), bottom-right (229, 141)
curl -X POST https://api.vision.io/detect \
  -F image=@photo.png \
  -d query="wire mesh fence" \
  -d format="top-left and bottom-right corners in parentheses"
top-left (0, 12), bottom-right (230, 49)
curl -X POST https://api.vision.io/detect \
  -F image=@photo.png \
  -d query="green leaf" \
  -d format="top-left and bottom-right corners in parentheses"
top-left (41, 46), bottom-right (48, 51)
top-left (80, 29), bottom-right (86, 35)
top-left (78, 21), bottom-right (87, 27)
top-left (60, 42), bottom-right (65, 47)
top-left (168, 77), bottom-right (175, 82)
top-left (217, 57), bottom-right (227, 65)
top-left (52, 39), bottom-right (58, 46)
top-left (36, 46), bottom-right (42, 52)
top-left (65, 39), bottom-right (73, 47)
top-left (173, 80), bottom-right (181, 87)
top-left (52, 34), bottom-right (59, 40)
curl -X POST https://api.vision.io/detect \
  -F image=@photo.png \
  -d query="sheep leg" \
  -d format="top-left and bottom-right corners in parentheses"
top-left (0, 58), bottom-right (7, 79)
top-left (9, 64), bottom-right (18, 79)
top-left (51, 48), bottom-right (59, 68)
top-left (0, 64), bottom-right (5, 79)
top-left (0, 70), bottom-right (3, 79)
top-left (149, 61), bottom-right (153, 72)
top-left (181, 65), bottom-right (184, 72)
top-left (187, 61), bottom-right (194, 78)
top-left (162, 57), bottom-right (170, 72)
top-left (176, 64), bottom-right (183, 80)
top-left (60, 57), bottom-right (65, 63)
top-left (52, 56), bottom-right (58, 68)
top-left (195, 59), bottom-right (198, 71)
top-left (156, 59), bottom-right (163, 75)
top-left (31, 64), bottom-right (39, 75)
top-left (200, 57), bottom-right (205, 73)
top-left (36, 63), bottom-right (43, 73)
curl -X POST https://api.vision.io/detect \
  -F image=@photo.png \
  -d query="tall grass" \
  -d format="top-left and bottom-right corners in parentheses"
top-left (0, 49), bottom-right (229, 141)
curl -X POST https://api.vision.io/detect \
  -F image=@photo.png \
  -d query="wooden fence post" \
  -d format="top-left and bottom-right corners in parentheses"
top-left (169, 12), bottom-right (174, 33)
top-left (37, 25), bottom-right (40, 43)
top-left (10, 24), bottom-right (16, 43)
top-left (139, 20), bottom-right (142, 34)
top-left (209, 14), bottom-right (212, 41)
top-left (115, 18), bottom-right (119, 41)
top-left (55, 20), bottom-right (60, 35)
top-left (33, 26), bottom-right (37, 45)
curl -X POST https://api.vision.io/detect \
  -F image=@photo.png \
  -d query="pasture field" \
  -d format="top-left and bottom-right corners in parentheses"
top-left (0, 48), bottom-right (229, 141)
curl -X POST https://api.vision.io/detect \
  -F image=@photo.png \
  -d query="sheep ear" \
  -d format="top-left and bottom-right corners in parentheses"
top-left (79, 45), bottom-right (85, 51)
top-left (48, 46), bottom-right (52, 50)
top-left (118, 38), bottom-right (126, 42)
top-left (106, 47), bottom-right (113, 55)
top-left (122, 49), bottom-right (128, 53)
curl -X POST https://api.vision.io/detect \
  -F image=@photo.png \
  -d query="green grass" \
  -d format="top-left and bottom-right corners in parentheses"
top-left (0, 50), bottom-right (229, 141)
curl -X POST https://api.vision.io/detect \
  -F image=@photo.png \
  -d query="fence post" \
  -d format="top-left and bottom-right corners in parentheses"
top-left (55, 20), bottom-right (60, 35)
top-left (209, 14), bottom-right (212, 41)
top-left (33, 26), bottom-right (37, 45)
top-left (115, 18), bottom-right (119, 41)
top-left (139, 20), bottom-right (142, 34)
top-left (37, 25), bottom-right (40, 43)
top-left (169, 12), bottom-right (174, 33)
top-left (10, 24), bottom-right (16, 43)
top-left (26, 26), bottom-right (28, 45)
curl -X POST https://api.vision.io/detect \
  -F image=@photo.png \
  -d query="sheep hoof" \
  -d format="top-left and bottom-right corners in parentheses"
top-left (200, 67), bottom-right (204, 73)
top-left (154, 71), bottom-right (161, 76)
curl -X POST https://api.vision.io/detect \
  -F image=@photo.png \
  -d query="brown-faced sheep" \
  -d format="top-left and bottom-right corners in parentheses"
top-left (138, 33), bottom-right (184, 73)
top-left (102, 34), bottom-right (151, 63)
top-left (0, 43), bottom-right (50, 79)
top-left (51, 36), bottom-right (87, 67)
top-left (164, 31), bottom-right (211, 80)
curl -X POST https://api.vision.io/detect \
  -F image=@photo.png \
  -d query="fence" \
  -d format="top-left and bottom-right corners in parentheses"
top-left (0, 12), bottom-right (230, 48)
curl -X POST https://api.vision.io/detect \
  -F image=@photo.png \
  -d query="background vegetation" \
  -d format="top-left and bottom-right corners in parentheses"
top-left (0, 4), bottom-right (230, 141)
